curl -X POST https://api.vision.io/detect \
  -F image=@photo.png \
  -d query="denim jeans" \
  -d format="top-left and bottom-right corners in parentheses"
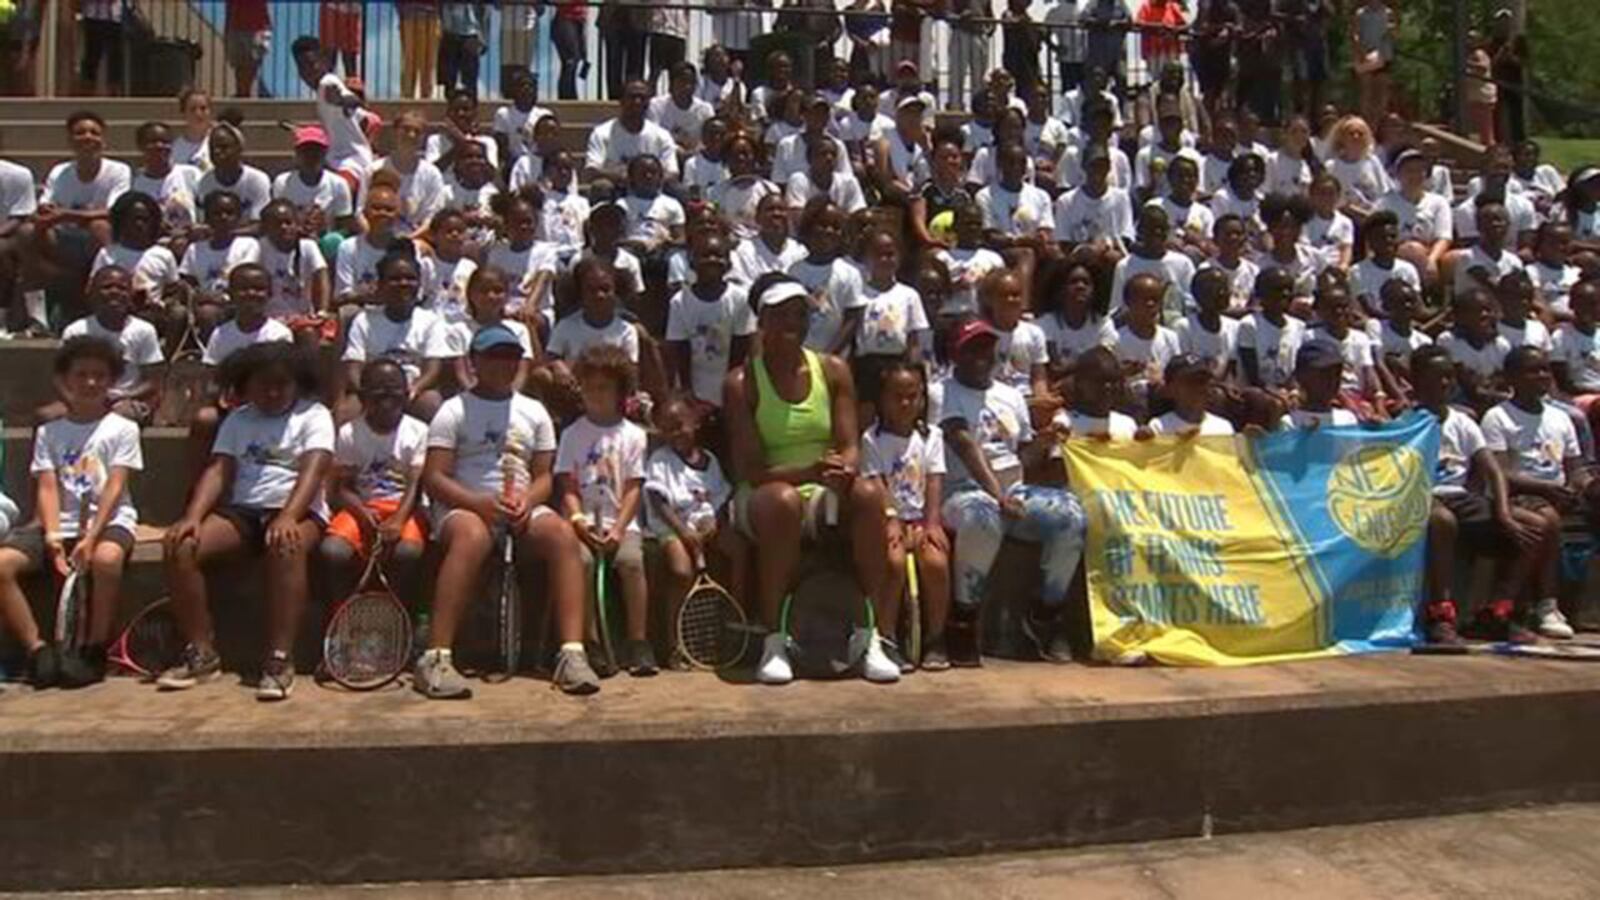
top-left (942, 483), bottom-right (1087, 610)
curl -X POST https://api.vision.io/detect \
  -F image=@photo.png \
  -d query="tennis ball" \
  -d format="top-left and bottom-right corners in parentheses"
top-left (929, 210), bottom-right (955, 242)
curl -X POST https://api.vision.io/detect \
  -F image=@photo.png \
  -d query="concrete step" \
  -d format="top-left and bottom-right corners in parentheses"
top-left (3, 652), bottom-right (1599, 892)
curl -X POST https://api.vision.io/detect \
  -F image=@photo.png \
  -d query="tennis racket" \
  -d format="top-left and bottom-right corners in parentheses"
top-left (322, 546), bottom-right (412, 691)
top-left (675, 550), bottom-right (747, 671)
top-left (53, 564), bottom-right (86, 650)
top-left (106, 599), bottom-right (183, 679)
top-left (593, 552), bottom-right (618, 673)
top-left (903, 551), bottom-right (921, 667)
top-left (155, 306), bottom-right (207, 427)
top-left (481, 525), bottom-right (522, 683)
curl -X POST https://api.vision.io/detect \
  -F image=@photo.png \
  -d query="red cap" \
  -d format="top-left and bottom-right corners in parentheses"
top-left (950, 318), bottom-right (1000, 353)
top-left (293, 124), bottom-right (329, 148)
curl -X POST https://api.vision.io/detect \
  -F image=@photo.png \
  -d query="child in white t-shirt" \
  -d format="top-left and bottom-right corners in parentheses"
top-left (1530, 222), bottom-right (1581, 318)
top-left (556, 344), bottom-right (653, 676)
top-left (936, 202), bottom-right (1008, 318)
top-left (321, 359), bottom-right (429, 599)
top-left (55, 267), bottom-right (165, 425)
top-left (418, 324), bottom-right (598, 698)
top-left (93, 192), bottom-right (183, 343)
top-left (484, 190), bottom-right (560, 327)
top-left (257, 200), bottom-right (332, 349)
top-left (1308, 281), bottom-right (1384, 419)
top-left (158, 341), bottom-right (336, 700)
top-left (1038, 260), bottom-right (1116, 379)
top-left (854, 230), bottom-right (931, 420)
top-left (188, 264), bottom-right (296, 473)
top-left (1110, 203), bottom-right (1196, 321)
top-left (423, 208), bottom-right (478, 330)
top-left (446, 266), bottom-right (537, 396)
top-left (666, 235), bottom-right (755, 410)
top-left (1175, 268), bottom-right (1240, 382)
top-left (1113, 272), bottom-right (1182, 417)
top-left (178, 189), bottom-right (261, 342)
top-left (341, 251), bottom-right (452, 422)
top-left (644, 396), bottom-right (748, 669)
top-left (862, 360), bottom-right (952, 671)
top-left (1236, 268), bottom-right (1306, 401)
top-left (1437, 287), bottom-right (1513, 415)
top-left (547, 256), bottom-right (642, 366)
top-left (1367, 280), bottom-right (1432, 406)
top-left (1279, 341), bottom-right (1359, 430)
top-left (982, 269), bottom-right (1049, 399)
top-left (789, 200), bottom-right (867, 356)
top-left (1552, 281), bottom-right (1600, 404)
top-left (1149, 354), bottom-right (1235, 437)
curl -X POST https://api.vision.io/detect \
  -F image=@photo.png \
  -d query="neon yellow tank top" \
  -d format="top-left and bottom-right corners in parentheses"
top-left (753, 349), bottom-right (833, 471)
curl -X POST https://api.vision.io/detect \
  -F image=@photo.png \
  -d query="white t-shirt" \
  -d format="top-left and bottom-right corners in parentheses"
top-left (213, 400), bottom-right (336, 517)
top-left (1058, 410), bottom-right (1139, 440)
top-left (976, 183), bottom-right (1056, 238)
top-left (61, 315), bottom-right (164, 398)
top-left (784, 170), bottom-right (868, 215)
top-left (938, 377), bottom-right (1033, 490)
top-left (30, 413), bottom-right (143, 538)
top-left (539, 189), bottom-right (591, 255)
top-left (707, 177), bottom-right (781, 241)
top-left (570, 247), bottom-right (645, 299)
top-left (1377, 190), bottom-right (1454, 245)
top-left (1281, 408), bottom-right (1359, 429)
top-left (1111, 251), bottom-right (1197, 317)
top-left (333, 236), bottom-right (436, 301)
top-left (1310, 326), bottom-right (1376, 393)
top-left (935, 247), bottom-right (1007, 317)
top-left (1499, 318), bottom-right (1554, 353)
top-left (271, 169), bottom-right (355, 220)
top-left (861, 424), bottom-right (947, 522)
top-left (41, 159), bottom-right (131, 210)
top-left (683, 154), bottom-right (729, 196)
top-left (1432, 406), bottom-right (1485, 496)
top-left (423, 133), bottom-right (500, 171)
top-left (1304, 211), bottom-right (1356, 268)
top-left (0, 159), bottom-right (39, 219)
top-left (91, 244), bottom-right (180, 297)
top-left (1530, 262), bottom-right (1581, 315)
top-left (374, 158), bottom-right (448, 233)
top-left (555, 417), bottom-right (648, 533)
top-left (170, 134), bottom-right (210, 171)
top-left (1200, 257), bottom-right (1261, 313)
top-left (1350, 257), bottom-right (1422, 312)
top-left (1452, 246), bottom-right (1526, 296)
top-left (787, 257), bottom-right (867, 353)
top-left (772, 134), bottom-right (851, 187)
top-left (197, 165), bottom-right (272, 220)
top-left (1039, 312), bottom-right (1117, 363)
top-left (1176, 315), bottom-right (1241, 377)
top-left (336, 415), bottom-right (429, 505)
top-left (132, 165), bottom-right (202, 232)
top-left (180, 236), bottom-right (262, 296)
top-left (547, 312), bottom-right (640, 363)
top-left (426, 256), bottom-right (477, 326)
top-left (1150, 411), bottom-right (1236, 437)
top-left (995, 320), bottom-right (1049, 397)
top-left (258, 238), bottom-right (329, 320)
top-left (584, 118), bottom-right (680, 179)
top-left (1152, 196), bottom-right (1216, 243)
top-left (492, 103), bottom-right (552, 161)
top-left (856, 282), bottom-right (930, 357)
top-left (1326, 156), bottom-right (1391, 208)
top-left (426, 392), bottom-right (558, 498)
top-left (619, 192), bottom-right (686, 246)
top-left (1053, 187), bottom-right (1134, 248)
top-left (1236, 313), bottom-right (1307, 389)
top-left (342, 306), bottom-right (452, 384)
top-left (644, 446), bottom-right (731, 538)
top-left (443, 317), bottom-right (537, 360)
top-left (1134, 145), bottom-right (1205, 195)
top-left (1114, 323), bottom-right (1183, 390)
top-left (483, 241), bottom-right (561, 319)
top-left (666, 283), bottom-right (756, 406)
top-left (730, 236), bottom-right (808, 287)
top-left (1553, 324), bottom-right (1600, 393)
top-left (1482, 400), bottom-right (1580, 485)
top-left (1454, 193), bottom-right (1539, 245)
top-left (1258, 243), bottom-right (1326, 300)
top-left (1437, 331), bottom-right (1512, 379)
top-left (317, 72), bottom-right (374, 172)
top-left (202, 317), bottom-right (293, 365)
top-left (1058, 144), bottom-right (1133, 191)
top-left (1366, 320), bottom-right (1432, 364)
top-left (1265, 150), bottom-right (1313, 196)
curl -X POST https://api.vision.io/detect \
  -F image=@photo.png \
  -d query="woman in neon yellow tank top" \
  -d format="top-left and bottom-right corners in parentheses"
top-left (725, 277), bottom-right (896, 685)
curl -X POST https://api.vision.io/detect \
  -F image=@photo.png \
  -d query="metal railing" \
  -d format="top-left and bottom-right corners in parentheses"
top-left (15, 0), bottom-right (1208, 107)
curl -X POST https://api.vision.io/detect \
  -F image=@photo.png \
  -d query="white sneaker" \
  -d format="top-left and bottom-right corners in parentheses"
top-left (756, 632), bottom-right (793, 685)
top-left (1536, 599), bottom-right (1575, 640)
top-left (858, 628), bottom-right (901, 684)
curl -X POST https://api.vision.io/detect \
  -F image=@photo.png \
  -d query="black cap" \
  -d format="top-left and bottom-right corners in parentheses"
top-left (1080, 143), bottom-right (1112, 168)
top-left (1296, 339), bottom-right (1345, 371)
top-left (1164, 353), bottom-right (1213, 383)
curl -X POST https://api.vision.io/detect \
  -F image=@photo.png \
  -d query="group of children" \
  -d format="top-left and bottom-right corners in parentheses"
top-left (4, 35), bottom-right (1600, 699)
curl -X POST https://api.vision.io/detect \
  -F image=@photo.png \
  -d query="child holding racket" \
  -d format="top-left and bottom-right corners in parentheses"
top-left (646, 394), bottom-right (749, 670)
top-left (320, 359), bottom-right (429, 598)
top-left (862, 360), bottom-right (952, 672)
top-left (555, 344), bottom-right (654, 676)
top-left (159, 342), bottom-right (334, 700)
top-left (420, 324), bottom-right (600, 697)
top-left (0, 337), bottom-right (142, 688)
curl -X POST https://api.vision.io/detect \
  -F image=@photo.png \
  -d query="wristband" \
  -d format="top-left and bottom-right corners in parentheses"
top-left (570, 512), bottom-right (590, 526)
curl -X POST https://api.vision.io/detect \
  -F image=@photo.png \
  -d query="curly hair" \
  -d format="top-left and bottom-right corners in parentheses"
top-left (54, 335), bottom-right (125, 380)
top-left (221, 341), bottom-right (321, 399)
top-left (572, 343), bottom-right (637, 404)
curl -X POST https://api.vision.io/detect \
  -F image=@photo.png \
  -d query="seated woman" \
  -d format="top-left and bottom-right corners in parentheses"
top-left (723, 275), bottom-right (897, 685)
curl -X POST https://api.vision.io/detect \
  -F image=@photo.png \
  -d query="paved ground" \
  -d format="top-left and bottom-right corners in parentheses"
top-left (6, 652), bottom-right (1600, 752)
top-left (22, 803), bottom-right (1599, 899)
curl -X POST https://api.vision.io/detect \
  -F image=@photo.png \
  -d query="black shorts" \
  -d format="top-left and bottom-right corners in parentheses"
top-left (214, 506), bottom-right (281, 552)
top-left (0, 523), bottom-right (136, 571)
top-left (1436, 492), bottom-right (1504, 551)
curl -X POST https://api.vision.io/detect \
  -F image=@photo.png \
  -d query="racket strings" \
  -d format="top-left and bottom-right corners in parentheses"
top-left (327, 596), bottom-right (410, 681)
top-left (120, 607), bottom-right (182, 674)
top-left (680, 589), bottom-right (738, 666)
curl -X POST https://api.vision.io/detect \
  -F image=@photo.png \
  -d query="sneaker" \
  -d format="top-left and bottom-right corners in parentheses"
top-left (1043, 631), bottom-right (1075, 664)
top-left (156, 644), bottom-right (222, 691)
top-left (1423, 617), bottom-right (1465, 648)
top-left (1022, 613), bottom-right (1068, 662)
top-left (882, 637), bottom-right (914, 674)
top-left (28, 643), bottom-right (62, 688)
top-left (1535, 598), bottom-right (1575, 640)
top-left (756, 632), bottom-right (794, 685)
top-left (628, 639), bottom-right (659, 677)
top-left (588, 642), bottom-right (618, 679)
top-left (947, 611), bottom-right (983, 668)
top-left (920, 634), bottom-right (951, 672)
top-left (858, 628), bottom-right (901, 683)
top-left (412, 650), bottom-right (473, 700)
top-left (256, 656), bottom-right (295, 702)
top-left (666, 648), bottom-right (692, 672)
top-left (553, 647), bottom-right (601, 695)
top-left (1463, 600), bottom-right (1518, 642)
top-left (57, 645), bottom-right (106, 689)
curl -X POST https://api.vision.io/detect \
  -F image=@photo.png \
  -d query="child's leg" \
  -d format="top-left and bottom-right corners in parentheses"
top-left (523, 510), bottom-right (587, 645)
top-left (1494, 505), bottom-right (1552, 604)
top-left (163, 514), bottom-right (247, 652)
top-left (429, 512), bottom-right (494, 650)
top-left (1009, 484), bottom-right (1089, 615)
top-left (187, 405), bottom-right (221, 480)
top-left (317, 516), bottom-right (365, 600)
top-left (916, 539), bottom-right (952, 644)
top-left (1530, 504), bottom-right (1565, 606)
top-left (263, 519), bottom-right (323, 658)
top-left (659, 536), bottom-right (694, 643)
top-left (942, 489), bottom-right (1005, 611)
top-left (1426, 499), bottom-right (1459, 611)
top-left (615, 532), bottom-right (649, 643)
top-left (0, 546), bottom-right (42, 652)
top-left (86, 530), bottom-right (132, 645)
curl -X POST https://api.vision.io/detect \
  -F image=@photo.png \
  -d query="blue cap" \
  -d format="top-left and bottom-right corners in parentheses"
top-left (470, 324), bottom-right (522, 354)
top-left (1296, 338), bottom-right (1344, 371)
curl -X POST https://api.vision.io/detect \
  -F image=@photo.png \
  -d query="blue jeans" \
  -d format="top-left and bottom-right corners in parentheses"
top-left (943, 484), bottom-right (1087, 610)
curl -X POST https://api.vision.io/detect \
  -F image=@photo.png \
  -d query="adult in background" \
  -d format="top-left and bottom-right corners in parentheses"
top-left (1350, 0), bottom-right (1396, 126)
top-left (1189, 0), bottom-right (1239, 127)
top-left (1235, 0), bottom-right (1284, 126)
top-left (500, 0), bottom-right (539, 95)
top-left (1282, 0), bottom-right (1332, 119)
top-left (1082, 0), bottom-right (1130, 91)
top-left (776, 0), bottom-right (843, 81)
top-left (77, 0), bottom-right (124, 96)
top-left (723, 277), bottom-right (896, 685)
top-left (438, 2), bottom-right (487, 96)
top-left (224, 0), bottom-right (271, 99)
top-left (1134, 0), bottom-right (1187, 87)
top-left (713, 0), bottom-right (771, 71)
top-left (601, 0), bottom-right (650, 101)
top-left (1490, 8), bottom-right (1529, 145)
top-left (319, 1), bottom-right (363, 79)
top-left (396, 0), bottom-right (440, 101)
top-left (1043, 0), bottom-right (1087, 97)
top-left (647, 0), bottom-right (690, 93)
top-left (551, 0), bottom-right (588, 101)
